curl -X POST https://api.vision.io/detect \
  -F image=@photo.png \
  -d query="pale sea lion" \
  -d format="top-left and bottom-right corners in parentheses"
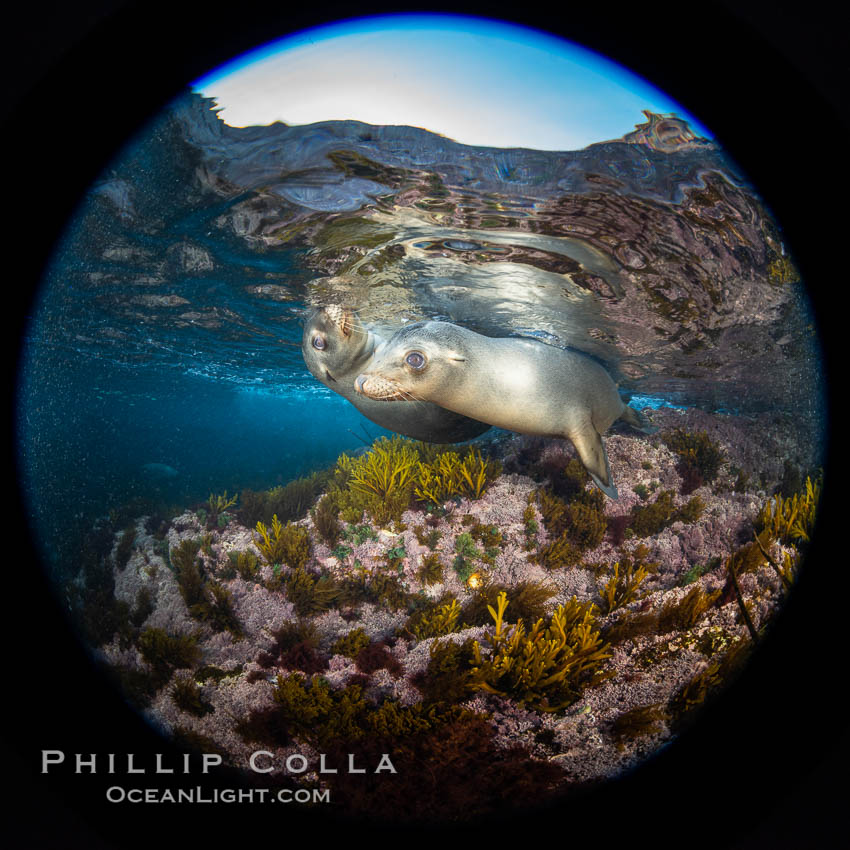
top-left (353, 320), bottom-right (654, 498)
top-left (302, 307), bottom-right (491, 443)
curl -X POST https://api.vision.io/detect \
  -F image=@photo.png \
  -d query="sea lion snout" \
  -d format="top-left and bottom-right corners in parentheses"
top-left (354, 372), bottom-right (409, 401)
top-left (324, 304), bottom-right (354, 336)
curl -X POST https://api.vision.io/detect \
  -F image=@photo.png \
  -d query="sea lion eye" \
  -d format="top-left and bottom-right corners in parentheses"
top-left (405, 351), bottom-right (426, 370)
top-left (312, 335), bottom-right (326, 351)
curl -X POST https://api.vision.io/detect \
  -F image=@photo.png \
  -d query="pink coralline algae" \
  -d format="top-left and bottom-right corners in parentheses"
top-left (79, 401), bottom-right (821, 822)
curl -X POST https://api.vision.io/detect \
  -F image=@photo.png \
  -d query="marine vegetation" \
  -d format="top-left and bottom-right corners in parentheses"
top-left (206, 491), bottom-right (237, 529)
top-left (522, 501), bottom-right (539, 550)
top-left (332, 436), bottom-right (501, 525)
top-left (137, 627), bottom-right (201, 678)
top-left (254, 515), bottom-right (311, 568)
top-left (130, 586), bottom-right (155, 628)
top-left (534, 486), bottom-right (608, 569)
top-left (114, 525), bottom-right (136, 571)
top-left (417, 552), bottom-right (444, 585)
top-left (663, 428), bottom-right (725, 494)
top-left (412, 637), bottom-right (478, 703)
top-left (603, 574), bottom-right (720, 646)
top-left (535, 532), bottom-right (583, 570)
top-left (330, 627), bottom-right (372, 658)
top-left (470, 591), bottom-right (611, 711)
top-left (452, 532), bottom-right (481, 583)
top-left (414, 447), bottom-right (500, 504)
top-left (239, 672), bottom-right (474, 750)
top-left (407, 598), bottom-right (461, 639)
top-left (228, 549), bottom-right (259, 581)
top-left (170, 674), bottom-right (214, 717)
top-left (461, 580), bottom-right (556, 628)
top-left (599, 559), bottom-right (650, 614)
top-left (610, 704), bottom-right (665, 750)
top-left (312, 493), bottom-right (342, 547)
top-left (171, 538), bottom-right (243, 636)
top-left (384, 543), bottom-right (407, 571)
top-left (757, 475), bottom-right (820, 546)
top-left (413, 524), bottom-right (442, 550)
top-left (257, 620), bottom-right (325, 675)
top-left (281, 567), bottom-right (340, 617)
top-left (335, 435), bottom-right (419, 524)
top-left (668, 639), bottom-right (751, 730)
top-left (627, 490), bottom-right (704, 537)
top-left (239, 469), bottom-right (333, 528)
top-left (657, 584), bottom-right (721, 632)
top-left (73, 392), bottom-right (820, 823)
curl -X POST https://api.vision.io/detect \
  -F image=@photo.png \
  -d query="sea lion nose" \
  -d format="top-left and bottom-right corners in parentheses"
top-left (354, 375), bottom-right (366, 394)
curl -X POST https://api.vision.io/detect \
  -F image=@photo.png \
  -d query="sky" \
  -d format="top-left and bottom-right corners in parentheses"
top-left (192, 14), bottom-right (710, 151)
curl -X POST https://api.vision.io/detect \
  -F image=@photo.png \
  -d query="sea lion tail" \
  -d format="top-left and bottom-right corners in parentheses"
top-left (620, 404), bottom-right (658, 435)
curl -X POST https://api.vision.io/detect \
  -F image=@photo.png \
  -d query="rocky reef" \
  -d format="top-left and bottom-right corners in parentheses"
top-left (70, 403), bottom-right (820, 823)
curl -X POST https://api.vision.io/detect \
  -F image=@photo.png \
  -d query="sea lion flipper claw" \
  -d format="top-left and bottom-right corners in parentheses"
top-left (572, 425), bottom-right (619, 500)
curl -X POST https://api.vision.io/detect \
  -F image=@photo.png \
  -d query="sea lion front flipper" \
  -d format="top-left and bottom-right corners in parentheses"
top-left (619, 404), bottom-right (658, 435)
top-left (571, 424), bottom-right (619, 499)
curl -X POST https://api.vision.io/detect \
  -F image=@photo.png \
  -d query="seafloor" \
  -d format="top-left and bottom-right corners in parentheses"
top-left (78, 404), bottom-right (820, 823)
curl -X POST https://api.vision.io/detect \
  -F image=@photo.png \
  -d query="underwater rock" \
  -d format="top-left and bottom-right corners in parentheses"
top-left (75, 394), bottom-right (816, 823)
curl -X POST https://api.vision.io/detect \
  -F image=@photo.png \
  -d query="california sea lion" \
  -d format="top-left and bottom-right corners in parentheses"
top-left (302, 307), bottom-right (491, 443)
top-left (353, 320), bottom-right (654, 498)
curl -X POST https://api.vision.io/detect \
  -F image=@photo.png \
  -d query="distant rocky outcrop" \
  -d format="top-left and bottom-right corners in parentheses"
top-left (168, 92), bottom-right (742, 207)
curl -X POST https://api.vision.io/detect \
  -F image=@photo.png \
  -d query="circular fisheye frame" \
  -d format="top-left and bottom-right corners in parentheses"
top-left (15, 10), bottom-right (827, 829)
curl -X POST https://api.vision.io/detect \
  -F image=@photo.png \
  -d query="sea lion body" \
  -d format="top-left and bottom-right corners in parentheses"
top-left (354, 321), bottom-right (653, 498)
top-left (301, 307), bottom-right (491, 444)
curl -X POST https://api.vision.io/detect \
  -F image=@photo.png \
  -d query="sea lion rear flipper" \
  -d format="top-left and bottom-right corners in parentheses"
top-left (619, 404), bottom-right (658, 435)
top-left (571, 425), bottom-right (619, 499)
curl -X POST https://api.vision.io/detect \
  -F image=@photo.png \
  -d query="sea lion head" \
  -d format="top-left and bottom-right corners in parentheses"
top-left (354, 321), bottom-right (468, 403)
top-left (302, 305), bottom-right (373, 386)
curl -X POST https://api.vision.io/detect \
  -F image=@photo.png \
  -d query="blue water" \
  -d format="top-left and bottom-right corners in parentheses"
top-left (17, 327), bottom-right (392, 580)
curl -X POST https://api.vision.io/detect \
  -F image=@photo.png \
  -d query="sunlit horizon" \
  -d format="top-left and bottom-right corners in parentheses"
top-left (192, 14), bottom-right (711, 151)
